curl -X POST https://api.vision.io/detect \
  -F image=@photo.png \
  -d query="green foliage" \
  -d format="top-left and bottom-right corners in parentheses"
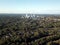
top-left (0, 15), bottom-right (60, 45)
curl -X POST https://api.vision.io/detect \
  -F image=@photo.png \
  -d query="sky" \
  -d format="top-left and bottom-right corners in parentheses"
top-left (0, 0), bottom-right (60, 14)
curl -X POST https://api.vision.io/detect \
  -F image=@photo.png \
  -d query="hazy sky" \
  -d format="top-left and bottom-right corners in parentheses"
top-left (0, 0), bottom-right (60, 14)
